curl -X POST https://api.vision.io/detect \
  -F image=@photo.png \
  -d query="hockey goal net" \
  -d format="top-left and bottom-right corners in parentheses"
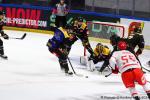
top-left (87, 21), bottom-right (126, 39)
top-left (83, 21), bottom-right (127, 56)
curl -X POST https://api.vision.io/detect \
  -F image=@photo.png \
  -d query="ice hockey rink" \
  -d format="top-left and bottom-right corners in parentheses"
top-left (0, 30), bottom-right (150, 100)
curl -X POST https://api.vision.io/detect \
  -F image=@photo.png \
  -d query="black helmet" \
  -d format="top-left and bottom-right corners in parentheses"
top-left (76, 17), bottom-right (84, 22)
top-left (110, 34), bottom-right (120, 46)
top-left (134, 27), bottom-right (142, 34)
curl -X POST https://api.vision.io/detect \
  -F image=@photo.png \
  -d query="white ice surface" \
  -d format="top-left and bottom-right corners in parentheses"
top-left (0, 30), bottom-right (150, 100)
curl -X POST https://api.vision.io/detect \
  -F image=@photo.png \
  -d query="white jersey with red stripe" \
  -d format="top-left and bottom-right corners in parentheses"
top-left (109, 50), bottom-right (141, 73)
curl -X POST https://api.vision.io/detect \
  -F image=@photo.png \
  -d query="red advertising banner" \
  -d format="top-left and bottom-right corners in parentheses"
top-left (0, 5), bottom-right (51, 30)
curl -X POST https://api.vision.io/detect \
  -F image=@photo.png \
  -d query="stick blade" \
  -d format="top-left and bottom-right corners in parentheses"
top-left (21, 33), bottom-right (27, 40)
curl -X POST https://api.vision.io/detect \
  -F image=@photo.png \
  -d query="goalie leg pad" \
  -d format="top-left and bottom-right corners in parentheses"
top-left (80, 56), bottom-right (87, 65)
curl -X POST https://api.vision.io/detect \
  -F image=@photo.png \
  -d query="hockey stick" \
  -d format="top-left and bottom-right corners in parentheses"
top-left (142, 67), bottom-right (150, 72)
top-left (9, 33), bottom-right (27, 40)
top-left (135, 55), bottom-right (150, 73)
top-left (105, 72), bottom-right (112, 77)
top-left (131, 50), bottom-right (150, 73)
top-left (67, 57), bottom-right (76, 74)
top-left (104, 65), bottom-right (113, 77)
top-left (67, 57), bottom-right (86, 77)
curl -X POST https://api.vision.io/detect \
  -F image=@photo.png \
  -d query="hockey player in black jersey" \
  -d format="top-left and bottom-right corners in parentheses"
top-left (0, 11), bottom-right (9, 59)
top-left (128, 27), bottom-right (145, 56)
top-left (99, 34), bottom-right (135, 72)
top-left (100, 27), bottom-right (145, 73)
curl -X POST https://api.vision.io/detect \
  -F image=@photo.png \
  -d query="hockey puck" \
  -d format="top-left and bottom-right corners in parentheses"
top-left (85, 76), bottom-right (88, 78)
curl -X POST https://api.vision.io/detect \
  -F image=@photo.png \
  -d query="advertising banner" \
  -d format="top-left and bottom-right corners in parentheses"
top-left (0, 4), bottom-right (120, 39)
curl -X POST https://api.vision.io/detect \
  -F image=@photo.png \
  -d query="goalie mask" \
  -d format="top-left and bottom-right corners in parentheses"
top-left (96, 43), bottom-right (110, 56)
top-left (96, 43), bottom-right (103, 53)
top-left (101, 46), bottom-right (111, 56)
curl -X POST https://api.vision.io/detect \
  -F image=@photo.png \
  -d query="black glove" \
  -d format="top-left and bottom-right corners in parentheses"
top-left (3, 34), bottom-right (9, 39)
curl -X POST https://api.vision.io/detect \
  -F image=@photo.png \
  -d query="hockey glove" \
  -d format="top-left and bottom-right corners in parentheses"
top-left (3, 34), bottom-right (9, 39)
top-left (112, 66), bottom-right (119, 74)
top-left (135, 48), bottom-right (143, 56)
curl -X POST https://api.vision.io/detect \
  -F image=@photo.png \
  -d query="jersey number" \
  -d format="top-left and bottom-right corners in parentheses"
top-left (121, 55), bottom-right (136, 65)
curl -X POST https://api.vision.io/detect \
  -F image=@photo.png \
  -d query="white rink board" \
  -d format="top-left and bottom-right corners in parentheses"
top-left (121, 18), bottom-right (150, 46)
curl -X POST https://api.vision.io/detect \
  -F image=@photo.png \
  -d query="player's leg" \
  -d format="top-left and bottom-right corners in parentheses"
top-left (86, 59), bottom-right (95, 71)
top-left (142, 84), bottom-right (150, 99)
top-left (59, 58), bottom-right (69, 72)
top-left (62, 16), bottom-right (66, 28)
top-left (133, 68), bottom-right (150, 99)
top-left (58, 51), bottom-right (73, 75)
top-left (0, 39), bottom-right (7, 59)
top-left (121, 70), bottom-right (140, 100)
top-left (82, 38), bottom-right (93, 55)
top-left (0, 39), bottom-right (4, 55)
top-left (55, 16), bottom-right (60, 27)
top-left (128, 87), bottom-right (140, 100)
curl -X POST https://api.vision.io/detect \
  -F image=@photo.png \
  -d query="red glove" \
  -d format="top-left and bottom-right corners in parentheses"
top-left (112, 66), bottom-right (119, 74)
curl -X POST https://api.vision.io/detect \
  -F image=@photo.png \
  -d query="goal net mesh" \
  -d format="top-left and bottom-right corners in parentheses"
top-left (87, 21), bottom-right (125, 39)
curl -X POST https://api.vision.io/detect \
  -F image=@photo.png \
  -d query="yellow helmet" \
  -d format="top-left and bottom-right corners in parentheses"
top-left (101, 46), bottom-right (111, 56)
top-left (96, 43), bottom-right (103, 52)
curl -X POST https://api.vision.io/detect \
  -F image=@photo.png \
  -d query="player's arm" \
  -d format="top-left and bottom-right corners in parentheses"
top-left (80, 23), bottom-right (88, 36)
top-left (136, 35), bottom-right (145, 56)
top-left (0, 22), bottom-right (9, 40)
top-left (109, 55), bottom-right (119, 74)
top-left (64, 4), bottom-right (69, 15)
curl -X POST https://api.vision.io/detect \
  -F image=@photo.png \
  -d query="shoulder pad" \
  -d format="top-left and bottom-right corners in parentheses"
top-left (81, 23), bottom-right (87, 29)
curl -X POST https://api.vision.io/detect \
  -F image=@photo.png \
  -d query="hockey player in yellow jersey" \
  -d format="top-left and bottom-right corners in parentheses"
top-left (87, 43), bottom-right (111, 71)
top-left (70, 17), bottom-right (94, 55)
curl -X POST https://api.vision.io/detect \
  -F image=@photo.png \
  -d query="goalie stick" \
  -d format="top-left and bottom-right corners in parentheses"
top-left (9, 33), bottom-right (27, 40)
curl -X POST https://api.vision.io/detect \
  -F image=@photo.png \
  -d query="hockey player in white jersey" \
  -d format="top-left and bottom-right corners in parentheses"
top-left (109, 41), bottom-right (150, 100)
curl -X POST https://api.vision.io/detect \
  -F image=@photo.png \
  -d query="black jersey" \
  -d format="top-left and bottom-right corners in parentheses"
top-left (128, 34), bottom-right (145, 50)
top-left (0, 20), bottom-right (4, 31)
